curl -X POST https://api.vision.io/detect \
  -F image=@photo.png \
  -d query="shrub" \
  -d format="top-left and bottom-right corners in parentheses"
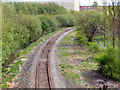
top-left (76, 29), bottom-right (87, 46)
top-left (88, 42), bottom-right (104, 53)
top-left (94, 47), bottom-right (120, 80)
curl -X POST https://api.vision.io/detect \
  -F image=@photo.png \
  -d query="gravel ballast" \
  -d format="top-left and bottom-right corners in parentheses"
top-left (16, 28), bottom-right (76, 88)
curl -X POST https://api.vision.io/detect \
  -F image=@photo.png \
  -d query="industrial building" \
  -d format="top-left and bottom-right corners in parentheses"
top-left (55, 0), bottom-right (80, 11)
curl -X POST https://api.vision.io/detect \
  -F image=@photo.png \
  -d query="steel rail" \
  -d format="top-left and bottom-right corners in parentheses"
top-left (35, 28), bottom-right (73, 89)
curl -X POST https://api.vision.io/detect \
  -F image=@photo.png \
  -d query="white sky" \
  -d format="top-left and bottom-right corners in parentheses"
top-left (2, 0), bottom-right (114, 6)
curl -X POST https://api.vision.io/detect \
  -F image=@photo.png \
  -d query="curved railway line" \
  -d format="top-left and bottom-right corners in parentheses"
top-left (15, 27), bottom-right (118, 89)
top-left (35, 28), bottom-right (73, 88)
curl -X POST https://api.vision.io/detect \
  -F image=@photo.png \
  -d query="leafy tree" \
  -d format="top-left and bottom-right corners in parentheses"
top-left (92, 1), bottom-right (98, 9)
top-left (55, 14), bottom-right (75, 27)
top-left (3, 2), bottom-right (16, 17)
top-left (39, 15), bottom-right (59, 34)
top-left (76, 11), bottom-right (103, 42)
top-left (103, 2), bottom-right (118, 48)
top-left (23, 5), bottom-right (29, 14)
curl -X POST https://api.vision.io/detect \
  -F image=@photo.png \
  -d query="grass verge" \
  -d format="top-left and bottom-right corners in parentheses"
top-left (58, 31), bottom-right (98, 88)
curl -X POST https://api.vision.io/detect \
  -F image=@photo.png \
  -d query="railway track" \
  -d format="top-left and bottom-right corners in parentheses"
top-left (35, 28), bottom-right (73, 89)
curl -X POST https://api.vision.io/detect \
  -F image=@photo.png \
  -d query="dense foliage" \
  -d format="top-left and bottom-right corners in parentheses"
top-left (74, 4), bottom-right (120, 81)
top-left (2, 2), bottom-right (76, 88)
top-left (12, 2), bottom-right (67, 15)
top-left (55, 14), bottom-right (76, 27)
top-left (76, 29), bottom-right (87, 46)
top-left (39, 15), bottom-right (59, 34)
top-left (2, 1), bottom-right (120, 88)
top-left (2, 2), bottom-right (75, 65)
top-left (94, 47), bottom-right (120, 81)
top-left (94, 2), bottom-right (120, 81)
top-left (75, 11), bottom-right (103, 42)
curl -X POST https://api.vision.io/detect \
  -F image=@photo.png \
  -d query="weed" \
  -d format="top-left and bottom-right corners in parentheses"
top-left (58, 30), bottom-right (99, 87)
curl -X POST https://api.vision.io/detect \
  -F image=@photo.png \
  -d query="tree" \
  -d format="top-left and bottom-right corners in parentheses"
top-left (3, 2), bottom-right (16, 17)
top-left (92, 1), bottom-right (98, 9)
top-left (107, 2), bottom-right (117, 48)
top-left (76, 11), bottom-right (103, 42)
top-left (23, 4), bottom-right (29, 14)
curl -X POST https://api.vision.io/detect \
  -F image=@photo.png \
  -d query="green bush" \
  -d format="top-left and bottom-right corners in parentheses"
top-left (94, 47), bottom-right (120, 80)
top-left (76, 30), bottom-right (87, 46)
top-left (88, 42), bottom-right (104, 53)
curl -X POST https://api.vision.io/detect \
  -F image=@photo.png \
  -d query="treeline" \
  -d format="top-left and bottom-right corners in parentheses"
top-left (13, 2), bottom-right (67, 15)
top-left (2, 2), bottom-right (75, 65)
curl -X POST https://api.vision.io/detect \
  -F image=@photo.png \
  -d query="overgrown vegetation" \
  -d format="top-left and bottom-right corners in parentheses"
top-left (13, 2), bottom-right (67, 15)
top-left (2, 2), bottom-right (75, 88)
top-left (2, 2), bottom-right (75, 65)
top-left (75, 2), bottom-right (120, 81)
top-left (58, 31), bottom-right (98, 87)
top-left (74, 11), bottom-right (103, 42)
top-left (94, 47), bottom-right (119, 81)
top-left (2, 27), bottom-right (68, 88)
top-left (55, 14), bottom-right (76, 27)
top-left (2, 0), bottom-right (120, 88)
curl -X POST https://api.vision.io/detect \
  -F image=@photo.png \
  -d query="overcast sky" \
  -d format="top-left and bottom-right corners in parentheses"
top-left (2, 0), bottom-right (114, 6)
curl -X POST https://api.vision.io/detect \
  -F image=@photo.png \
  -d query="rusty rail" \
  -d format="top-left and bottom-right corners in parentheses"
top-left (35, 28), bottom-right (73, 89)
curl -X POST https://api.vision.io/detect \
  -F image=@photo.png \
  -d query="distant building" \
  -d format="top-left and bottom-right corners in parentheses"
top-left (80, 6), bottom-right (113, 11)
top-left (80, 6), bottom-right (95, 11)
top-left (57, 0), bottom-right (80, 11)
